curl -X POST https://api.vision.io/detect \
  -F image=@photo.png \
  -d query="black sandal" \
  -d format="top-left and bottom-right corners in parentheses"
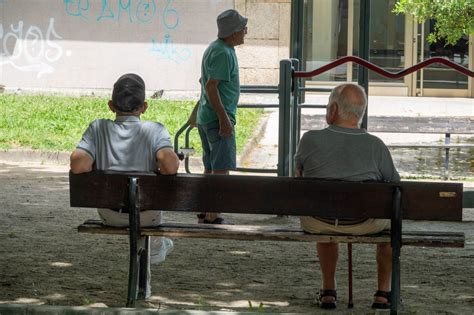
top-left (203, 217), bottom-right (233, 225)
top-left (372, 290), bottom-right (391, 309)
top-left (318, 289), bottom-right (337, 309)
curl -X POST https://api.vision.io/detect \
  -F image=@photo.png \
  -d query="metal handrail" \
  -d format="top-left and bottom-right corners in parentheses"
top-left (294, 56), bottom-right (474, 79)
top-left (174, 85), bottom-right (280, 174)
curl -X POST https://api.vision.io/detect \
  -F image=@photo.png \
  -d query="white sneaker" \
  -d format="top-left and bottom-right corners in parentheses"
top-left (150, 237), bottom-right (174, 264)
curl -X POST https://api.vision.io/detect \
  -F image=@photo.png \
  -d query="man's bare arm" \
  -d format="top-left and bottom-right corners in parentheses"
top-left (295, 166), bottom-right (303, 177)
top-left (70, 149), bottom-right (94, 174)
top-left (156, 148), bottom-right (180, 175)
top-left (187, 101), bottom-right (199, 128)
top-left (205, 78), bottom-right (233, 137)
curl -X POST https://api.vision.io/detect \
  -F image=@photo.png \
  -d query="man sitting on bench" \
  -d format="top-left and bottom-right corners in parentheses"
top-left (294, 83), bottom-right (400, 310)
top-left (70, 73), bottom-right (180, 293)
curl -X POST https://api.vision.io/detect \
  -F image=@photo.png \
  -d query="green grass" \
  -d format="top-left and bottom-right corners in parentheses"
top-left (0, 94), bottom-right (264, 154)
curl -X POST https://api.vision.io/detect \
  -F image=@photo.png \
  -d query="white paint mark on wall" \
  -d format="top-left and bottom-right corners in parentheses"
top-left (0, 18), bottom-right (68, 78)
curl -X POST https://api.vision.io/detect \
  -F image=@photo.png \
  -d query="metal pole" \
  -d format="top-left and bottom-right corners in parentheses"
top-left (278, 59), bottom-right (293, 177)
top-left (444, 133), bottom-right (451, 180)
top-left (289, 59), bottom-right (300, 176)
top-left (290, 0), bottom-right (304, 63)
top-left (290, 0), bottom-right (305, 104)
top-left (358, 0), bottom-right (371, 129)
top-left (390, 187), bottom-right (402, 314)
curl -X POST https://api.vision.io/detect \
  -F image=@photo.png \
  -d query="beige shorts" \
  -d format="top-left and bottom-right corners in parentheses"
top-left (97, 208), bottom-right (162, 227)
top-left (300, 216), bottom-right (390, 236)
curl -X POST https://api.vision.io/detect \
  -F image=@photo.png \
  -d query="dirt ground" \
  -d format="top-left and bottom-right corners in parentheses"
top-left (1, 160), bottom-right (474, 314)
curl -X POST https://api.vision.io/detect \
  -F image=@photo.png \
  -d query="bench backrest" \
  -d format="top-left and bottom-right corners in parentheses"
top-left (301, 115), bottom-right (473, 134)
top-left (69, 172), bottom-right (463, 221)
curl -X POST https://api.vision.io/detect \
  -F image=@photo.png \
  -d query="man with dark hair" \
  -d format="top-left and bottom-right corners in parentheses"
top-left (195, 9), bottom-right (248, 224)
top-left (70, 73), bottom-right (179, 277)
top-left (294, 83), bottom-right (399, 310)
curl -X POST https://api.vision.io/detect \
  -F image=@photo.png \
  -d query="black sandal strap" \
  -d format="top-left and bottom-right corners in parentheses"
top-left (374, 290), bottom-right (391, 302)
top-left (319, 289), bottom-right (337, 300)
top-left (196, 213), bottom-right (206, 219)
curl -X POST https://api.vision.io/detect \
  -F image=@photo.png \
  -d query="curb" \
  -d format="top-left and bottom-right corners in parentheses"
top-left (237, 111), bottom-right (271, 166)
top-left (0, 149), bottom-right (70, 165)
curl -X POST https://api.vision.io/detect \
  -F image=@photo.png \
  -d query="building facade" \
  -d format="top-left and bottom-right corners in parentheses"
top-left (0, 0), bottom-right (471, 97)
top-left (303, 0), bottom-right (473, 97)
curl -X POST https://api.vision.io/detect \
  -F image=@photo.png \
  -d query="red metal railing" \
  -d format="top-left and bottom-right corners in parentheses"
top-left (294, 56), bottom-right (474, 79)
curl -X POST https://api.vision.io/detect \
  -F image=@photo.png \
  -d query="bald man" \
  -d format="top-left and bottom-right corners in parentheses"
top-left (294, 83), bottom-right (400, 310)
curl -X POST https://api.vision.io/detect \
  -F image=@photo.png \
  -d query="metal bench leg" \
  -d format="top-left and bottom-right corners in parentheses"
top-left (126, 177), bottom-right (141, 307)
top-left (347, 242), bottom-right (354, 308)
top-left (390, 187), bottom-right (402, 314)
top-left (138, 236), bottom-right (151, 300)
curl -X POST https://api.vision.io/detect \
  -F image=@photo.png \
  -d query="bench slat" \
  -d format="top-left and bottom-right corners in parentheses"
top-left (70, 172), bottom-right (463, 221)
top-left (388, 144), bottom-right (474, 148)
top-left (301, 115), bottom-right (474, 134)
top-left (78, 220), bottom-right (465, 248)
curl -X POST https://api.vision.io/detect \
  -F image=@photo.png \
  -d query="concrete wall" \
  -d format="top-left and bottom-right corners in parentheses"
top-left (236, 0), bottom-right (290, 86)
top-left (0, 0), bottom-right (290, 95)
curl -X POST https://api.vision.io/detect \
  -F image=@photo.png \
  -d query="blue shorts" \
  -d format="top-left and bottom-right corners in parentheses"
top-left (197, 121), bottom-right (236, 171)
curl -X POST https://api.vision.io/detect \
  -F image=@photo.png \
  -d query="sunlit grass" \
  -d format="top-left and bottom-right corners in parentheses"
top-left (0, 95), bottom-right (264, 155)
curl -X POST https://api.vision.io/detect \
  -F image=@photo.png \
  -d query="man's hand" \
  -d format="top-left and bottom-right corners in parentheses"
top-left (219, 116), bottom-right (233, 137)
top-left (187, 101), bottom-right (199, 128)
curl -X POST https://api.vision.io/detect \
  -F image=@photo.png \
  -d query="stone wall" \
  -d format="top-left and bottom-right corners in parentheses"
top-left (237, 0), bottom-right (291, 85)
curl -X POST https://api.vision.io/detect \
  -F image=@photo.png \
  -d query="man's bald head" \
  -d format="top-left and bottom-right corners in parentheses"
top-left (328, 83), bottom-right (367, 126)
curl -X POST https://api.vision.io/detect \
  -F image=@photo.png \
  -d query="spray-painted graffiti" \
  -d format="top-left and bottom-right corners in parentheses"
top-left (150, 33), bottom-right (191, 64)
top-left (0, 18), bottom-right (69, 78)
top-left (62, 0), bottom-right (192, 64)
top-left (161, 0), bottom-right (178, 29)
top-left (97, 0), bottom-right (158, 23)
top-left (63, 0), bottom-right (90, 19)
top-left (64, 0), bottom-right (159, 24)
top-left (149, 0), bottom-right (191, 64)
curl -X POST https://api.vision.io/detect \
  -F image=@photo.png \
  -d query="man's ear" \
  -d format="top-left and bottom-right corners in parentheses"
top-left (108, 100), bottom-right (117, 113)
top-left (141, 102), bottom-right (148, 114)
top-left (326, 102), bottom-right (338, 124)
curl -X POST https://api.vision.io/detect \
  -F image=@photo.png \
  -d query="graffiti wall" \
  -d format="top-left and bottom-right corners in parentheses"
top-left (0, 0), bottom-right (232, 92)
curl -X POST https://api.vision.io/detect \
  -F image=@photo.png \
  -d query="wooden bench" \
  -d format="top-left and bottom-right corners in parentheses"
top-left (69, 171), bottom-right (465, 313)
top-left (300, 115), bottom-right (473, 178)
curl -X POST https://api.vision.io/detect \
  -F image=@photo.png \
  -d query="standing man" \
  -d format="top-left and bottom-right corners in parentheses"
top-left (70, 73), bottom-right (180, 296)
top-left (294, 83), bottom-right (400, 310)
top-left (196, 9), bottom-right (248, 224)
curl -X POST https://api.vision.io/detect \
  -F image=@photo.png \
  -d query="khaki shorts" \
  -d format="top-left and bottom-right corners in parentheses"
top-left (97, 208), bottom-right (162, 227)
top-left (300, 216), bottom-right (390, 236)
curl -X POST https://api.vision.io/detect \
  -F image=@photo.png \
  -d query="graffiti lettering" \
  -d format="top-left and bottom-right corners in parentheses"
top-left (64, 0), bottom-right (159, 24)
top-left (117, 0), bottom-right (132, 23)
top-left (97, 0), bottom-right (116, 21)
top-left (63, 0), bottom-right (90, 20)
top-left (0, 19), bottom-right (67, 78)
top-left (150, 33), bottom-right (191, 64)
top-left (136, 0), bottom-right (157, 23)
top-left (162, 0), bottom-right (178, 29)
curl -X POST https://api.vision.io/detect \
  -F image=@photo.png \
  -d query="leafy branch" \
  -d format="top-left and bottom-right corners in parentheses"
top-left (394, 0), bottom-right (474, 45)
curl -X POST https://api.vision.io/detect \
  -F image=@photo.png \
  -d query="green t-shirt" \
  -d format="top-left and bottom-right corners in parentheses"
top-left (197, 39), bottom-right (240, 125)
